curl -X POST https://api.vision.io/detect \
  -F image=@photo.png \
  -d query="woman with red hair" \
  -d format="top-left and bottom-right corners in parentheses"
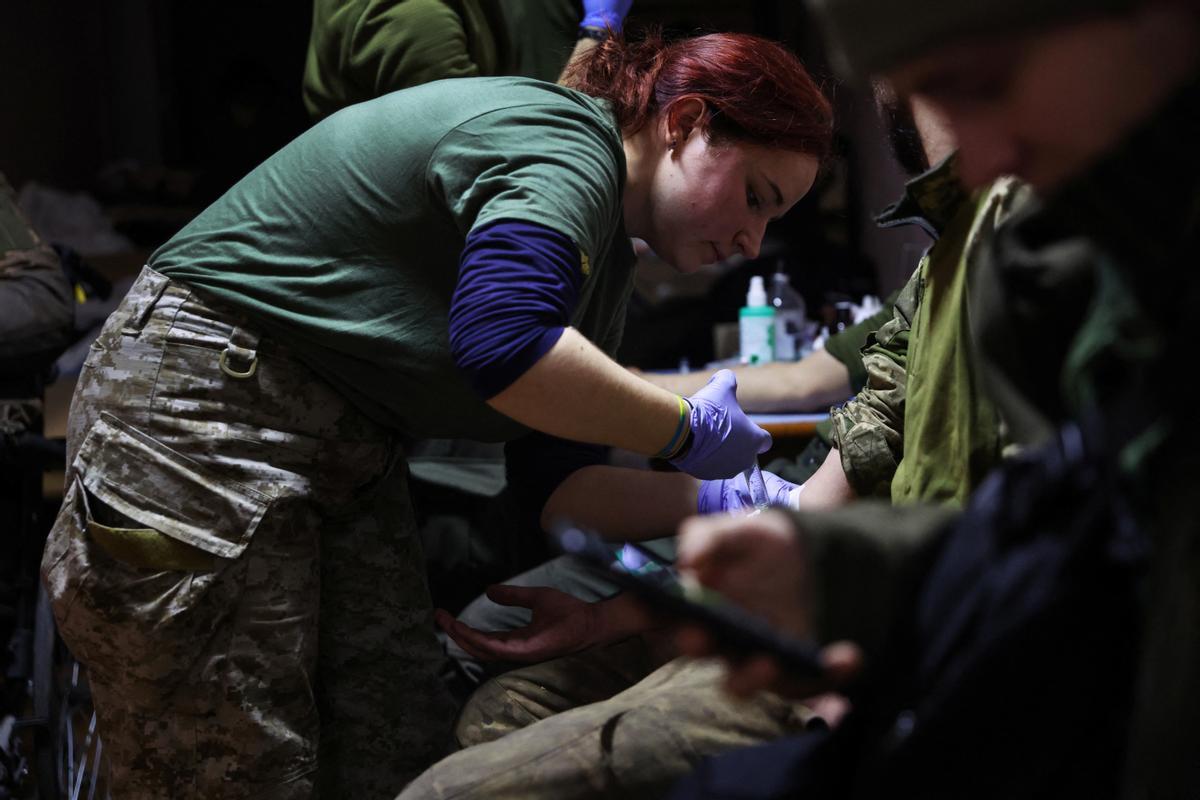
top-left (42, 30), bottom-right (832, 798)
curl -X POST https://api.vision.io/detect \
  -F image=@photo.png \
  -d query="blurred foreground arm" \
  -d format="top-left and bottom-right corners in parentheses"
top-left (673, 502), bottom-right (956, 696)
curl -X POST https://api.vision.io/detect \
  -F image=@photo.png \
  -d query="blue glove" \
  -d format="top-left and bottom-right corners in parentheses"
top-left (669, 370), bottom-right (772, 480)
top-left (581, 0), bottom-right (633, 32)
top-left (696, 470), bottom-right (798, 515)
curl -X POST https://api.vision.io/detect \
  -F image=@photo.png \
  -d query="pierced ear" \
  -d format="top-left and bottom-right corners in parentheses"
top-left (664, 97), bottom-right (707, 149)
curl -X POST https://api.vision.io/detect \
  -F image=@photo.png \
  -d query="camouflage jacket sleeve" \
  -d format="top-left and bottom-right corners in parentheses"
top-left (828, 267), bottom-right (921, 496)
top-left (789, 500), bottom-right (957, 657)
top-left (0, 173), bottom-right (73, 373)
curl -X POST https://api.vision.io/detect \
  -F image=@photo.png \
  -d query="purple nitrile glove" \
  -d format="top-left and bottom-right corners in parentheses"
top-left (581, 0), bottom-right (633, 32)
top-left (696, 470), bottom-right (798, 515)
top-left (669, 369), bottom-right (772, 480)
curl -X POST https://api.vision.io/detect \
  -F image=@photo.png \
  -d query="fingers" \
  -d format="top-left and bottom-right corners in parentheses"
top-left (672, 625), bottom-right (789, 698)
top-left (676, 511), bottom-right (774, 579)
top-left (804, 692), bottom-right (852, 728)
top-left (678, 509), bottom-right (798, 568)
top-left (674, 623), bottom-right (716, 657)
top-left (820, 640), bottom-right (864, 686)
top-left (484, 583), bottom-right (544, 608)
top-left (707, 368), bottom-right (735, 390)
top-left (675, 513), bottom-right (740, 571)
top-left (762, 470), bottom-right (798, 505)
top-left (725, 654), bottom-right (782, 698)
top-left (719, 641), bottom-right (864, 699)
top-left (435, 610), bottom-right (502, 662)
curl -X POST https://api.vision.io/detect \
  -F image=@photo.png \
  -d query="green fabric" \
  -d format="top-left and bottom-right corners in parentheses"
top-left (152, 77), bottom-right (636, 442)
top-left (303, 0), bottom-right (582, 120)
top-left (303, 0), bottom-right (508, 120)
top-left (86, 519), bottom-right (217, 572)
top-left (499, 0), bottom-right (581, 82)
top-left (806, 0), bottom-right (1137, 81)
top-left (821, 297), bottom-right (897, 393)
top-left (887, 177), bottom-right (1030, 505)
top-left (830, 157), bottom-right (1027, 505)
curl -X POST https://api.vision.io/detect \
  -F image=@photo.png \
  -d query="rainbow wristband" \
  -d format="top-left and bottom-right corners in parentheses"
top-left (654, 395), bottom-right (691, 459)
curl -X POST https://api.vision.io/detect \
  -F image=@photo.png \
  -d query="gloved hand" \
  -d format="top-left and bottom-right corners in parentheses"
top-left (696, 470), bottom-right (798, 515)
top-left (669, 370), bottom-right (772, 480)
top-left (580, 0), bottom-right (634, 32)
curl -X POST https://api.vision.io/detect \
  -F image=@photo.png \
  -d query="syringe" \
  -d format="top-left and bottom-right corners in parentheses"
top-left (742, 461), bottom-right (771, 512)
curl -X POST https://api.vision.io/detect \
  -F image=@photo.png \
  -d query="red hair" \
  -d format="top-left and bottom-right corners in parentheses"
top-left (562, 30), bottom-right (833, 161)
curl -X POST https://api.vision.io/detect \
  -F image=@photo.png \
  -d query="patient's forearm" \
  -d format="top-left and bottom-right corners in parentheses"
top-left (795, 447), bottom-right (857, 510)
top-left (541, 465), bottom-right (698, 539)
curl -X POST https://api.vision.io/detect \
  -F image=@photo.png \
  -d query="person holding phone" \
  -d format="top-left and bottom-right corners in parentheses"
top-left (667, 0), bottom-right (1200, 797)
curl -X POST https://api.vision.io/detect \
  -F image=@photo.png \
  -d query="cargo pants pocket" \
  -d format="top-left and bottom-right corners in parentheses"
top-left (43, 411), bottom-right (272, 697)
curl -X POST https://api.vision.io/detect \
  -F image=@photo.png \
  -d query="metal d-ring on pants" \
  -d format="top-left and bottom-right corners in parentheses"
top-left (40, 266), bottom-right (456, 798)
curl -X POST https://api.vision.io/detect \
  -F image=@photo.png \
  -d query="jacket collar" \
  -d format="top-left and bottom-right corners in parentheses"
top-left (875, 153), bottom-right (968, 239)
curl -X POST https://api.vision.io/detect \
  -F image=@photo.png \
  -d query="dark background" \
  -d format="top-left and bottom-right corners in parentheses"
top-left (0, 0), bottom-right (926, 368)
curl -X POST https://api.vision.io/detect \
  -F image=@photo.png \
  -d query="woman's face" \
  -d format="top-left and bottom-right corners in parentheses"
top-left (637, 129), bottom-right (820, 273)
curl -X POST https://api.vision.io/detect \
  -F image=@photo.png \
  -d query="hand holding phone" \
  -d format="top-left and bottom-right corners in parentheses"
top-left (550, 519), bottom-right (825, 677)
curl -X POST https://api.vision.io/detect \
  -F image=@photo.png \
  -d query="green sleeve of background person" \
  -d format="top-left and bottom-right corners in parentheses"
top-left (821, 293), bottom-right (899, 393)
top-left (796, 296), bottom-right (897, 451)
top-left (500, 0), bottom-right (581, 82)
top-left (303, 0), bottom-right (505, 120)
top-left (153, 78), bottom-right (634, 441)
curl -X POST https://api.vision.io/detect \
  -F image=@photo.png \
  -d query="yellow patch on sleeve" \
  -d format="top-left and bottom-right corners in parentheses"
top-left (580, 252), bottom-right (591, 277)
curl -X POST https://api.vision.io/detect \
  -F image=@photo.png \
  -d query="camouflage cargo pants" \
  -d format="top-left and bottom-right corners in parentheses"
top-left (40, 266), bottom-right (456, 798)
top-left (400, 656), bottom-right (819, 799)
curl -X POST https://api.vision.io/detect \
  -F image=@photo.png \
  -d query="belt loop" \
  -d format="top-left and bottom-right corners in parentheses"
top-left (219, 324), bottom-right (261, 380)
top-left (121, 266), bottom-right (171, 335)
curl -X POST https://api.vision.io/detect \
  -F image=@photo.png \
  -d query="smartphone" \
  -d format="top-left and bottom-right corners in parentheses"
top-left (549, 520), bottom-right (824, 677)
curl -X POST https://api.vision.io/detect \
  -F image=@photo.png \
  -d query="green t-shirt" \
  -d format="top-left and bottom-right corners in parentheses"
top-left (152, 77), bottom-right (636, 442)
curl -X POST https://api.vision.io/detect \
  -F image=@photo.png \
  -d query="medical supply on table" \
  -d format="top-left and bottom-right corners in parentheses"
top-left (739, 275), bottom-right (775, 365)
top-left (769, 267), bottom-right (808, 361)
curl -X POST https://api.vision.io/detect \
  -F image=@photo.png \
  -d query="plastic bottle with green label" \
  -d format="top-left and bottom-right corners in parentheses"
top-left (739, 275), bottom-right (775, 365)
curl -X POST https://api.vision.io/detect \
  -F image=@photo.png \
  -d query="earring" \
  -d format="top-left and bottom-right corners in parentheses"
top-left (669, 139), bottom-right (678, 150)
